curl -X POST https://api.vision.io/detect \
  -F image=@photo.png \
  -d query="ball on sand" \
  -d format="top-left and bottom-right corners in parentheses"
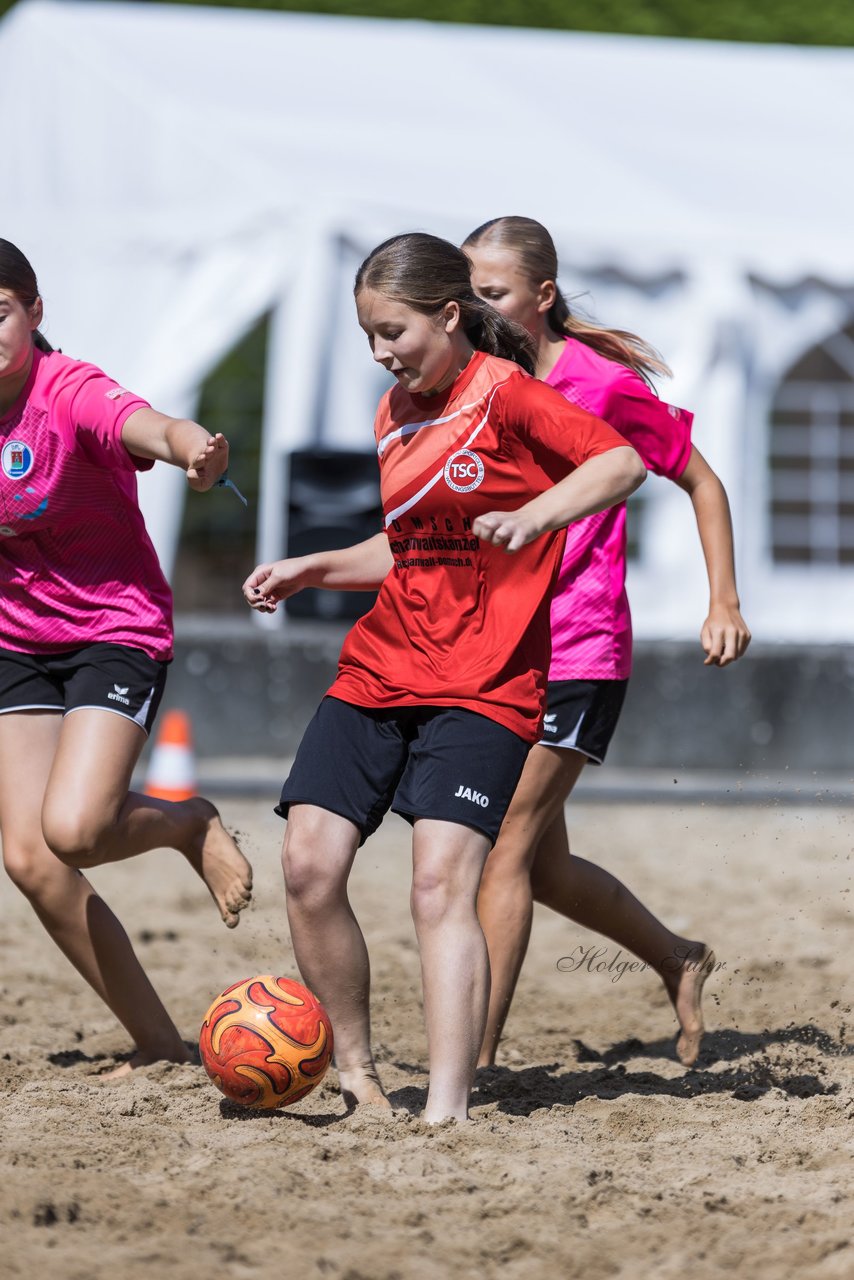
top-left (199, 975), bottom-right (334, 1109)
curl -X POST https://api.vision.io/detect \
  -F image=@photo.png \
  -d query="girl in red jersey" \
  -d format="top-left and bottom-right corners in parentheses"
top-left (0, 240), bottom-right (252, 1074)
top-left (244, 232), bottom-right (646, 1122)
top-left (463, 216), bottom-right (751, 1069)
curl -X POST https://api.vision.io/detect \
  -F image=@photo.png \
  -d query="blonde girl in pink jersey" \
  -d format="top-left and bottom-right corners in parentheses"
top-left (463, 216), bottom-right (751, 1069)
top-left (0, 240), bottom-right (252, 1074)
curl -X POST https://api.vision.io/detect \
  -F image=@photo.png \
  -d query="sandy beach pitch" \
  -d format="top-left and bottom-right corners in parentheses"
top-left (1, 795), bottom-right (851, 1279)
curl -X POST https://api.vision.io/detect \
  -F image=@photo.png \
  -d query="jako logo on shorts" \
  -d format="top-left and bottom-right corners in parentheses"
top-left (454, 785), bottom-right (489, 808)
top-left (1, 441), bottom-right (34, 480)
top-left (444, 449), bottom-right (484, 493)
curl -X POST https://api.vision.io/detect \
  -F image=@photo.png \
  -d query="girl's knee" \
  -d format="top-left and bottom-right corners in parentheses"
top-left (411, 869), bottom-right (457, 931)
top-left (281, 831), bottom-right (346, 908)
top-left (41, 810), bottom-right (105, 868)
top-left (486, 826), bottom-right (539, 880)
top-left (479, 838), bottom-right (536, 905)
top-left (4, 841), bottom-right (59, 900)
top-left (281, 839), bottom-right (312, 899)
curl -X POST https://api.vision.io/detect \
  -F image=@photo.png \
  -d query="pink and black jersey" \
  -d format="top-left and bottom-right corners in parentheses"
top-left (327, 351), bottom-right (626, 744)
top-left (0, 349), bottom-right (173, 660)
top-left (546, 338), bottom-right (693, 679)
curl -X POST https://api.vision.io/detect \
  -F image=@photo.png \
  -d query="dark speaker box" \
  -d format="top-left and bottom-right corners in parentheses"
top-left (284, 449), bottom-right (382, 621)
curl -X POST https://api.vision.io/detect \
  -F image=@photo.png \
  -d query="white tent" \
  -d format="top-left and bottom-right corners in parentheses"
top-left (3, 0), bottom-right (853, 640)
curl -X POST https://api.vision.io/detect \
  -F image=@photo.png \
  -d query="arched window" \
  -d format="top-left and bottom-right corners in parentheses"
top-left (769, 323), bottom-right (854, 565)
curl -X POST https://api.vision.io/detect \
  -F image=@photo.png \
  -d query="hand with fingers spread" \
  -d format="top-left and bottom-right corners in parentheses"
top-left (187, 432), bottom-right (229, 491)
top-left (701, 602), bottom-right (751, 667)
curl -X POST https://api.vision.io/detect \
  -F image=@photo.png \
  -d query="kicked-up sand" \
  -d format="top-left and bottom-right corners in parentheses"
top-left (0, 794), bottom-right (851, 1279)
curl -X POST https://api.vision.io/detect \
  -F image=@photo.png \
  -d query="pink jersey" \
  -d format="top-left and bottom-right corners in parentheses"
top-left (0, 349), bottom-right (173, 660)
top-left (546, 338), bottom-right (692, 679)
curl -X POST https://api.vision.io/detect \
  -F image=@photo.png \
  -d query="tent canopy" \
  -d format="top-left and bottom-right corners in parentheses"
top-left (6, 0), bottom-right (853, 276)
top-left (3, 0), bottom-right (852, 638)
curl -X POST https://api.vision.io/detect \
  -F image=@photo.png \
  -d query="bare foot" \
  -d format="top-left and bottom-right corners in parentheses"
top-left (662, 942), bottom-right (715, 1067)
top-left (337, 1064), bottom-right (391, 1111)
top-left (96, 1045), bottom-right (192, 1081)
top-left (181, 799), bottom-right (253, 927)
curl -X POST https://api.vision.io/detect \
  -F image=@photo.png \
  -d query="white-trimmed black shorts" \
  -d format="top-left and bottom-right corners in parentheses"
top-left (0, 643), bottom-right (169, 735)
top-left (539, 679), bottom-right (629, 763)
top-left (277, 696), bottom-right (531, 846)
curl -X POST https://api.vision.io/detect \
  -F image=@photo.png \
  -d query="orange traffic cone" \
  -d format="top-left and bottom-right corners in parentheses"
top-left (145, 709), bottom-right (197, 801)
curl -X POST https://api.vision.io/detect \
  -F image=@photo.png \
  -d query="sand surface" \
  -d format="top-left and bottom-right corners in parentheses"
top-left (1, 795), bottom-right (851, 1279)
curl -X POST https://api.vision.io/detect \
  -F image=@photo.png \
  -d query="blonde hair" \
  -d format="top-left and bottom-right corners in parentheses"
top-left (463, 216), bottom-right (670, 387)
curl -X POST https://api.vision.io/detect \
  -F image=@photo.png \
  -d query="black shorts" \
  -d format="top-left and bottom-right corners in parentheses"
top-left (539, 678), bottom-right (629, 764)
top-left (0, 643), bottom-right (169, 735)
top-left (277, 697), bottom-right (531, 846)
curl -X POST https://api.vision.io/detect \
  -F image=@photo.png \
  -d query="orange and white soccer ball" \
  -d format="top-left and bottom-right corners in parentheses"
top-left (199, 975), bottom-right (334, 1109)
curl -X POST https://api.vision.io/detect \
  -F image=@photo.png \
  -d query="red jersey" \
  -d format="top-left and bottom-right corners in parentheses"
top-left (327, 352), bottom-right (626, 743)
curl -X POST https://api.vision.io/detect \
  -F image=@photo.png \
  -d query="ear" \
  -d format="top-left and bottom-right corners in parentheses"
top-left (536, 280), bottom-right (557, 314)
top-left (442, 300), bottom-right (461, 334)
top-left (536, 280), bottom-right (556, 315)
top-left (29, 296), bottom-right (44, 330)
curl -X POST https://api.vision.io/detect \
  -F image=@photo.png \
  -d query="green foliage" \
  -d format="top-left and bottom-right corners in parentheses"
top-left (2, 0), bottom-right (854, 43)
top-left (74, 0), bottom-right (854, 46)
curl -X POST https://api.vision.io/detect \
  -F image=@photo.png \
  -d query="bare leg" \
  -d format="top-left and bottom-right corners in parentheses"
top-left (0, 713), bottom-right (189, 1067)
top-left (40, 709), bottom-right (252, 927)
top-left (531, 820), bottom-right (712, 1066)
top-left (476, 745), bottom-right (586, 1066)
top-left (478, 742), bottom-right (713, 1068)
top-left (411, 819), bottom-right (491, 1122)
top-left (281, 804), bottom-right (388, 1110)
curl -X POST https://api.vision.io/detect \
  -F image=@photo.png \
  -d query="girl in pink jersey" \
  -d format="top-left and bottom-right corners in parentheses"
top-left (0, 240), bottom-right (252, 1074)
top-left (244, 233), bottom-right (646, 1122)
top-left (464, 216), bottom-right (751, 1069)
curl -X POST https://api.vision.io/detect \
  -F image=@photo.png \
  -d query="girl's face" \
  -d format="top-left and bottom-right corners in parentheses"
top-left (356, 288), bottom-right (468, 397)
top-left (0, 288), bottom-right (40, 383)
top-left (466, 244), bottom-right (552, 340)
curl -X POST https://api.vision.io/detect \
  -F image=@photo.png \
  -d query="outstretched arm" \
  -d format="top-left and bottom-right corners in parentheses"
top-left (474, 445), bottom-right (645, 552)
top-left (243, 532), bottom-right (393, 613)
top-left (121, 408), bottom-right (229, 491)
top-left (674, 445), bottom-right (751, 667)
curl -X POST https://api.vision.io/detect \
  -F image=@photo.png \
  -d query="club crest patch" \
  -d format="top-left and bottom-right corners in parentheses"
top-left (444, 449), bottom-right (485, 494)
top-left (1, 440), bottom-right (34, 480)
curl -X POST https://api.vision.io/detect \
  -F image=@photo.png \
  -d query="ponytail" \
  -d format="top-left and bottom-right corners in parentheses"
top-left (462, 298), bottom-right (535, 374)
top-left (548, 290), bottom-right (670, 385)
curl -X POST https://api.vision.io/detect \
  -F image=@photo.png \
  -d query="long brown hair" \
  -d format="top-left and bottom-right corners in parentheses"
top-left (0, 239), bottom-right (53, 353)
top-left (463, 217), bottom-right (669, 387)
top-left (355, 232), bottom-right (536, 375)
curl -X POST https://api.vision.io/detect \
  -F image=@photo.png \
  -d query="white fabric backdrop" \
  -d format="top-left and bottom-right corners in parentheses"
top-left (2, 0), bottom-right (853, 638)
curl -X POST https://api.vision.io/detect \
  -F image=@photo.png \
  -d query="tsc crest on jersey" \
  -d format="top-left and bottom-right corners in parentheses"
top-left (444, 449), bottom-right (484, 493)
